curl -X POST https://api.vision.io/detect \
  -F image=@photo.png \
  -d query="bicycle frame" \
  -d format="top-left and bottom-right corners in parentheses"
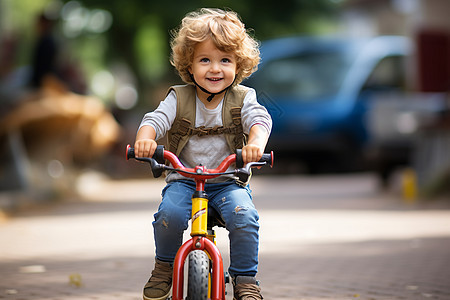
top-left (126, 145), bottom-right (273, 300)
top-left (163, 151), bottom-right (231, 300)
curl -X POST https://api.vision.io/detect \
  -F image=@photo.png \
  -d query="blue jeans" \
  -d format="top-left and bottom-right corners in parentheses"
top-left (153, 180), bottom-right (259, 277)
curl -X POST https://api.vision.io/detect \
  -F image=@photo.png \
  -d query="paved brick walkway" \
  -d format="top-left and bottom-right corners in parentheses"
top-left (1, 173), bottom-right (450, 299)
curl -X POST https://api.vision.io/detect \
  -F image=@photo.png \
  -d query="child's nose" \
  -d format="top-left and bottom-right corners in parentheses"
top-left (210, 62), bottom-right (220, 72)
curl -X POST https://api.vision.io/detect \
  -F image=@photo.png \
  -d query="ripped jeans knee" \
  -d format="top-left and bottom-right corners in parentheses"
top-left (229, 204), bottom-right (259, 231)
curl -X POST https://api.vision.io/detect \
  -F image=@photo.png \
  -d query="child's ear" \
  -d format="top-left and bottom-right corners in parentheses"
top-left (235, 67), bottom-right (240, 78)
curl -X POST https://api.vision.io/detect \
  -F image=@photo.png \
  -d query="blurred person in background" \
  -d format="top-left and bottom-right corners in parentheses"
top-left (30, 13), bottom-right (58, 90)
top-left (29, 12), bottom-right (86, 95)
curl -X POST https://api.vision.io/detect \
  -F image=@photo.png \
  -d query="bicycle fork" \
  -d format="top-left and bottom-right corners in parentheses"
top-left (171, 190), bottom-right (226, 300)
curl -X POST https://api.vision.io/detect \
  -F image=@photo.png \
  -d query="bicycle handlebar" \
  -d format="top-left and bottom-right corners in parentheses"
top-left (126, 144), bottom-right (273, 182)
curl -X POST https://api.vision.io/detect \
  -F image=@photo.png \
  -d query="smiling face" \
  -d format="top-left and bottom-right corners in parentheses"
top-left (189, 39), bottom-right (238, 103)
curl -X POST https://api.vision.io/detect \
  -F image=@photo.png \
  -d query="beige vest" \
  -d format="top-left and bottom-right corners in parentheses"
top-left (167, 84), bottom-right (250, 156)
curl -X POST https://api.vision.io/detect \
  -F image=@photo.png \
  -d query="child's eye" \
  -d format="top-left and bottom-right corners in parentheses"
top-left (221, 58), bottom-right (231, 63)
top-left (200, 58), bottom-right (210, 63)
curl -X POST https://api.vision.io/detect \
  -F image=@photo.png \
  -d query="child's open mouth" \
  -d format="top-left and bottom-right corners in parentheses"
top-left (207, 77), bottom-right (223, 82)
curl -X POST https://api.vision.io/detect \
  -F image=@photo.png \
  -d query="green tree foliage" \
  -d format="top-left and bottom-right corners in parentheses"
top-left (65, 0), bottom-right (339, 86)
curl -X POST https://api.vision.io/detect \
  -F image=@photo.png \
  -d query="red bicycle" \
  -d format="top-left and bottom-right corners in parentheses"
top-left (126, 145), bottom-right (273, 300)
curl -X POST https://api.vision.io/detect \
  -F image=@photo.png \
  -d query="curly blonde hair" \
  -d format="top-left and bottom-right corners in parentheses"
top-left (170, 8), bottom-right (260, 86)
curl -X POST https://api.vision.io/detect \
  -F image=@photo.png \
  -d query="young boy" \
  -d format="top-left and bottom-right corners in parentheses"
top-left (134, 8), bottom-right (272, 300)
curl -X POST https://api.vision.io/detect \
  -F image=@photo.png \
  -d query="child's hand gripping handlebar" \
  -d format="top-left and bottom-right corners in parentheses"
top-left (234, 149), bottom-right (273, 183)
top-left (126, 144), bottom-right (273, 182)
top-left (126, 144), bottom-right (166, 178)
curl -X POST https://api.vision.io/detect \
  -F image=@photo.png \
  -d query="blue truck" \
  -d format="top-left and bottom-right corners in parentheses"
top-left (245, 35), bottom-right (437, 179)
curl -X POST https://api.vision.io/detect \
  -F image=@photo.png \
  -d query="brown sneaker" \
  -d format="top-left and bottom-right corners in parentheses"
top-left (143, 259), bottom-right (173, 300)
top-left (233, 276), bottom-right (263, 300)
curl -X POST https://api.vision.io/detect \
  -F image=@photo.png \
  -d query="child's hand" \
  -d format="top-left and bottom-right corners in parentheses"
top-left (241, 144), bottom-right (263, 164)
top-left (134, 139), bottom-right (158, 158)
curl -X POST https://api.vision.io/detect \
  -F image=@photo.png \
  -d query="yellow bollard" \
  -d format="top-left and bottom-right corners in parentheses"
top-left (402, 168), bottom-right (417, 203)
top-left (69, 273), bottom-right (83, 287)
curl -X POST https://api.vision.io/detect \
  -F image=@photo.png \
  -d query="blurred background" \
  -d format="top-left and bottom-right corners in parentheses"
top-left (0, 0), bottom-right (449, 208)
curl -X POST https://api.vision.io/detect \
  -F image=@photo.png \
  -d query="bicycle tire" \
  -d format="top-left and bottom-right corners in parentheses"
top-left (187, 250), bottom-right (209, 300)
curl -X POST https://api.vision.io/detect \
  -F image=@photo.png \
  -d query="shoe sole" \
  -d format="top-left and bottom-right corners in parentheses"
top-left (143, 288), bottom-right (171, 300)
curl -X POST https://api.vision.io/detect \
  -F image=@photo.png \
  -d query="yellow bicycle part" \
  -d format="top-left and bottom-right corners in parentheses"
top-left (191, 196), bottom-right (208, 236)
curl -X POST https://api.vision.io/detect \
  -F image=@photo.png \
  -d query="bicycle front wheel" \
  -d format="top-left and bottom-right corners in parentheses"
top-left (187, 250), bottom-right (209, 300)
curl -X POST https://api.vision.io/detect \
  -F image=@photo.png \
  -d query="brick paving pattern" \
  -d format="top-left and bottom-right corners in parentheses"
top-left (1, 174), bottom-right (450, 299)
